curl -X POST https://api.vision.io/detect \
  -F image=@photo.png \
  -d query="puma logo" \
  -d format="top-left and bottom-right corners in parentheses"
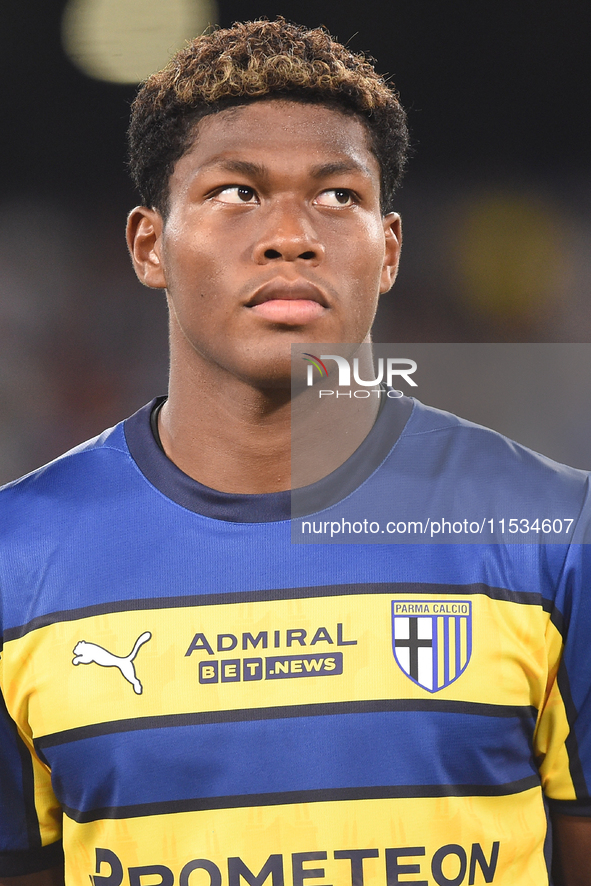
top-left (72, 632), bottom-right (152, 694)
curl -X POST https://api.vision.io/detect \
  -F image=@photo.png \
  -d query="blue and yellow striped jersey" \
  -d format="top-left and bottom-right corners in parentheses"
top-left (1, 397), bottom-right (590, 885)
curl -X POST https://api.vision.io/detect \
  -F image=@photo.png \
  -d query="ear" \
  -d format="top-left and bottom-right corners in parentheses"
top-left (379, 212), bottom-right (402, 294)
top-left (126, 206), bottom-right (167, 289)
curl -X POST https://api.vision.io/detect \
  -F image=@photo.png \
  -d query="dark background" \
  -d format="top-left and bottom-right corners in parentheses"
top-left (4, 2), bottom-right (590, 202)
top-left (1, 1), bottom-right (591, 481)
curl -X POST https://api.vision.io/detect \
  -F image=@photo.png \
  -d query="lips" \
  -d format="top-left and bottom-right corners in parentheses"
top-left (246, 279), bottom-right (328, 324)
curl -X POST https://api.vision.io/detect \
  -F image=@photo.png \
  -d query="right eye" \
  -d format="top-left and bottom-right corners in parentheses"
top-left (213, 186), bottom-right (258, 204)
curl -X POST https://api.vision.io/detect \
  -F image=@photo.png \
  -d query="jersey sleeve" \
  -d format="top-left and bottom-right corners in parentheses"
top-left (535, 536), bottom-right (591, 816)
top-left (0, 682), bottom-right (63, 876)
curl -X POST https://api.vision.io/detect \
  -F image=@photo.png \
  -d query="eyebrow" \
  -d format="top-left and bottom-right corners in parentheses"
top-left (199, 159), bottom-right (269, 178)
top-left (198, 158), bottom-right (372, 180)
top-left (308, 160), bottom-right (373, 179)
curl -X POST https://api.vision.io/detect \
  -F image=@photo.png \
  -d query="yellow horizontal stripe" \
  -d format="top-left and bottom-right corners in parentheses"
top-left (1, 593), bottom-right (563, 748)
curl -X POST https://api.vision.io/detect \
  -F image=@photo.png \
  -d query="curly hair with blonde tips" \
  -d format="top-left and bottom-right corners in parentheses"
top-left (128, 18), bottom-right (409, 215)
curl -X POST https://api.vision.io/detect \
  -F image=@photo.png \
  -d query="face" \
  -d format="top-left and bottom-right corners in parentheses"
top-left (127, 100), bottom-right (401, 389)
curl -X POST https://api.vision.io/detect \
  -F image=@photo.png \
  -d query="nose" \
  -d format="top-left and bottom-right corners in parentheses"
top-left (252, 200), bottom-right (325, 265)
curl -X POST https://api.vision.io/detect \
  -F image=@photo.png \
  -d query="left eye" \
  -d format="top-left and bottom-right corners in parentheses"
top-left (314, 189), bottom-right (355, 207)
top-left (214, 186), bottom-right (258, 204)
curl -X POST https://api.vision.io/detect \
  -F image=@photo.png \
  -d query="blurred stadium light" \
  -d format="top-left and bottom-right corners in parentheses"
top-left (61, 0), bottom-right (218, 83)
top-left (455, 191), bottom-right (564, 326)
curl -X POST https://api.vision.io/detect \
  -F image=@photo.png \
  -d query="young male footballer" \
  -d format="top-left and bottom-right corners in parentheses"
top-left (1, 18), bottom-right (590, 886)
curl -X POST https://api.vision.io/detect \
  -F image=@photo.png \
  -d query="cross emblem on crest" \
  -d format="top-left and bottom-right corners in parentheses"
top-left (393, 616), bottom-right (433, 682)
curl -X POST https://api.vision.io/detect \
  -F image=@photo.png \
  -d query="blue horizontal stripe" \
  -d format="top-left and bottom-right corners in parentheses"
top-left (43, 710), bottom-right (537, 816)
top-left (35, 699), bottom-right (538, 749)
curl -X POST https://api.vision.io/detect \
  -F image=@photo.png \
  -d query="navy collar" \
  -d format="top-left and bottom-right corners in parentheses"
top-left (124, 394), bottom-right (413, 523)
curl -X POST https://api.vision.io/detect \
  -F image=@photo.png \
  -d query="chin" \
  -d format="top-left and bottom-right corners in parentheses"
top-left (233, 354), bottom-right (294, 392)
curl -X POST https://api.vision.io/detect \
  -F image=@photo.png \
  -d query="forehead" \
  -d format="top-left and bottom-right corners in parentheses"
top-left (172, 99), bottom-right (380, 184)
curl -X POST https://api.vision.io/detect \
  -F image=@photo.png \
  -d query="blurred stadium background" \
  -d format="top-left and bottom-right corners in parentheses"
top-left (2, 0), bottom-right (591, 482)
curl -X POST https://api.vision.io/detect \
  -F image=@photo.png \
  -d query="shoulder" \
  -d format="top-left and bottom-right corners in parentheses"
top-left (391, 399), bottom-right (591, 521)
top-left (404, 398), bottom-right (589, 481)
top-left (0, 419), bottom-right (137, 537)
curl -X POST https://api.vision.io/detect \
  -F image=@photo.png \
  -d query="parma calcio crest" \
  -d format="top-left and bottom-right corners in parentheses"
top-left (392, 600), bottom-right (472, 692)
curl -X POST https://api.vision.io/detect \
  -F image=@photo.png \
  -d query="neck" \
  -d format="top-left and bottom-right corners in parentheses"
top-left (159, 342), bottom-right (380, 495)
